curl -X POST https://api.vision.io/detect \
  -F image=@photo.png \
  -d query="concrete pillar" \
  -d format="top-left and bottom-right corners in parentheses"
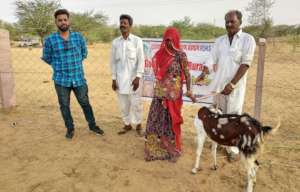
top-left (0, 29), bottom-right (16, 109)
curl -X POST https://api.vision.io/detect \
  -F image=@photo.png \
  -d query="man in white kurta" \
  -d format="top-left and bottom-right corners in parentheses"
top-left (210, 30), bottom-right (256, 114)
top-left (202, 10), bottom-right (256, 160)
top-left (111, 14), bottom-right (145, 135)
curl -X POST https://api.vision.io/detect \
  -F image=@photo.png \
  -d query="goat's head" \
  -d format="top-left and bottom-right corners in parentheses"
top-left (198, 106), bottom-right (223, 120)
top-left (197, 106), bottom-right (214, 121)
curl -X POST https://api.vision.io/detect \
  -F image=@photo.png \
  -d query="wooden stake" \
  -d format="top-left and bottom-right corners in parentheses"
top-left (254, 38), bottom-right (266, 120)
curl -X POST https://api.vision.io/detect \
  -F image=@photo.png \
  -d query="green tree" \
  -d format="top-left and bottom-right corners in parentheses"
top-left (0, 19), bottom-right (22, 40)
top-left (15, 0), bottom-right (60, 44)
top-left (132, 25), bottom-right (165, 38)
top-left (193, 23), bottom-right (225, 40)
top-left (246, 0), bottom-right (275, 25)
top-left (171, 16), bottom-right (193, 38)
top-left (169, 17), bottom-right (225, 40)
top-left (70, 11), bottom-right (113, 43)
top-left (272, 25), bottom-right (293, 37)
top-left (246, 0), bottom-right (275, 38)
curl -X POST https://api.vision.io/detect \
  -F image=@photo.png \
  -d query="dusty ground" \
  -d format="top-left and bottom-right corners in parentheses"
top-left (0, 41), bottom-right (299, 192)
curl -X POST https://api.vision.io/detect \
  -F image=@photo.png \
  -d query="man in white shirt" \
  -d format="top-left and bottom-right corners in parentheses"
top-left (200, 10), bottom-right (256, 161)
top-left (110, 14), bottom-right (145, 136)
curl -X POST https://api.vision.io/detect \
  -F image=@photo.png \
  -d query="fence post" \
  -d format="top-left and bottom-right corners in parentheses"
top-left (254, 38), bottom-right (266, 120)
top-left (0, 29), bottom-right (16, 109)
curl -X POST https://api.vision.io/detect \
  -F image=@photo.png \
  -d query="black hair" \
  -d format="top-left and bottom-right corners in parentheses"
top-left (225, 10), bottom-right (242, 24)
top-left (119, 14), bottom-right (133, 26)
top-left (54, 9), bottom-right (70, 18)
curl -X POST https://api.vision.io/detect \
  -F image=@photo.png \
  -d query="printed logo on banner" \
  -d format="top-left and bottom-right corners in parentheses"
top-left (142, 38), bottom-right (215, 104)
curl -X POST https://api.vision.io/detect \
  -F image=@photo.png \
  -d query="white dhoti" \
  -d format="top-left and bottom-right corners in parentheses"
top-left (117, 91), bottom-right (143, 126)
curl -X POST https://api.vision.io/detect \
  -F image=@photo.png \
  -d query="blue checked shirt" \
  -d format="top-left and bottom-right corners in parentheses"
top-left (42, 31), bottom-right (87, 87)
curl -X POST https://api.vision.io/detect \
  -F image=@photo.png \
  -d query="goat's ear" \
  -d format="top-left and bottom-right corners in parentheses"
top-left (198, 106), bottom-right (204, 112)
top-left (208, 106), bottom-right (217, 113)
top-left (198, 107), bottom-right (205, 119)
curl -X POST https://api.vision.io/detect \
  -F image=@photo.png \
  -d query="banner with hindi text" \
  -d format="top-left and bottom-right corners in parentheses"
top-left (142, 38), bottom-right (215, 104)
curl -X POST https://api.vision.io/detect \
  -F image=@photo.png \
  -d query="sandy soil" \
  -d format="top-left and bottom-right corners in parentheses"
top-left (0, 42), bottom-right (299, 192)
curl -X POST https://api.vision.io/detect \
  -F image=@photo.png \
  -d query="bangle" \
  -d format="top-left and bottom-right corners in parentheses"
top-left (229, 82), bottom-right (236, 89)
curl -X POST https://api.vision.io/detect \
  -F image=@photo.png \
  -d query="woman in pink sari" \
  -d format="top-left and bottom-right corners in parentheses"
top-left (144, 27), bottom-right (195, 162)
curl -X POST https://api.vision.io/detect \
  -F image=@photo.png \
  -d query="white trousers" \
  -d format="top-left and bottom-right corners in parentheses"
top-left (117, 92), bottom-right (143, 126)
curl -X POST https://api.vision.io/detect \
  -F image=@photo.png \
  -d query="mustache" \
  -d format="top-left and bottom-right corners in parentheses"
top-left (58, 25), bottom-right (69, 32)
top-left (59, 24), bottom-right (68, 28)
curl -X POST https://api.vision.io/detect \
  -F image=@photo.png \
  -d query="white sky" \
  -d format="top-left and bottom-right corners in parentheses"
top-left (1, 0), bottom-right (299, 27)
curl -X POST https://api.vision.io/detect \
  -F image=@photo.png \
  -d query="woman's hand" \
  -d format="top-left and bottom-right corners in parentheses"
top-left (186, 90), bottom-right (196, 103)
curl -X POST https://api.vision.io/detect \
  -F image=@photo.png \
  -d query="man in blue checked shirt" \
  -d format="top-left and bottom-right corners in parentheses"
top-left (42, 9), bottom-right (104, 139)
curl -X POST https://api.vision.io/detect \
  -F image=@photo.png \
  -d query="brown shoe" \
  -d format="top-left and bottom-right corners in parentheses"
top-left (118, 125), bottom-right (132, 135)
top-left (136, 124), bottom-right (144, 137)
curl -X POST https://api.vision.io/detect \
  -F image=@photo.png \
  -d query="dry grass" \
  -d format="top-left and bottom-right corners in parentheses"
top-left (0, 41), bottom-right (299, 192)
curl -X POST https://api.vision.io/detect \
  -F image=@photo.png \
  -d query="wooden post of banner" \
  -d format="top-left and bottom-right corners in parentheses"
top-left (254, 38), bottom-right (266, 121)
top-left (0, 29), bottom-right (16, 109)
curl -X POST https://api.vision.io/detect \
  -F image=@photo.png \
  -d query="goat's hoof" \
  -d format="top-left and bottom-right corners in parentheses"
top-left (245, 181), bottom-right (256, 192)
top-left (211, 165), bottom-right (218, 170)
top-left (191, 168), bottom-right (199, 174)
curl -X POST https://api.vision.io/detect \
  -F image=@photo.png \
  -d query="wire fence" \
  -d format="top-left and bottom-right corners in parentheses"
top-left (1, 38), bottom-right (299, 115)
top-left (1, 32), bottom-right (299, 192)
top-left (0, 44), bottom-right (111, 117)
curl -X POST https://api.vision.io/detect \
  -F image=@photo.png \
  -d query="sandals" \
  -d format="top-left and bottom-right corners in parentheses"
top-left (118, 125), bottom-right (133, 135)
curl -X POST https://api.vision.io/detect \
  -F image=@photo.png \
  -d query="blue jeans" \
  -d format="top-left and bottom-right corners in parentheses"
top-left (55, 83), bottom-right (96, 130)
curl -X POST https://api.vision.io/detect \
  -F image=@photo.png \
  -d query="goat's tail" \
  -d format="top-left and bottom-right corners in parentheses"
top-left (262, 117), bottom-right (281, 136)
top-left (262, 126), bottom-right (272, 134)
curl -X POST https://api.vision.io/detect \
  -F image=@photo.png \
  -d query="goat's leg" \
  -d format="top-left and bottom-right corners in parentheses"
top-left (192, 134), bottom-right (206, 174)
top-left (211, 141), bottom-right (218, 170)
top-left (242, 154), bottom-right (258, 192)
top-left (192, 117), bottom-right (206, 174)
top-left (252, 160), bottom-right (260, 183)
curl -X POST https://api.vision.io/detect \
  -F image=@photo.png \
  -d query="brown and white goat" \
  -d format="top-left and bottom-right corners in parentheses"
top-left (192, 106), bottom-right (280, 192)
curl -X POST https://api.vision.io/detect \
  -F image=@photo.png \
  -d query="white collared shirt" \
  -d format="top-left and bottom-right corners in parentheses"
top-left (110, 34), bottom-right (145, 94)
top-left (206, 30), bottom-right (256, 113)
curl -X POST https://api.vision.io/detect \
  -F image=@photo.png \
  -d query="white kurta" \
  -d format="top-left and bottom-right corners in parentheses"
top-left (110, 34), bottom-right (145, 94)
top-left (110, 34), bottom-right (145, 125)
top-left (207, 30), bottom-right (256, 114)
